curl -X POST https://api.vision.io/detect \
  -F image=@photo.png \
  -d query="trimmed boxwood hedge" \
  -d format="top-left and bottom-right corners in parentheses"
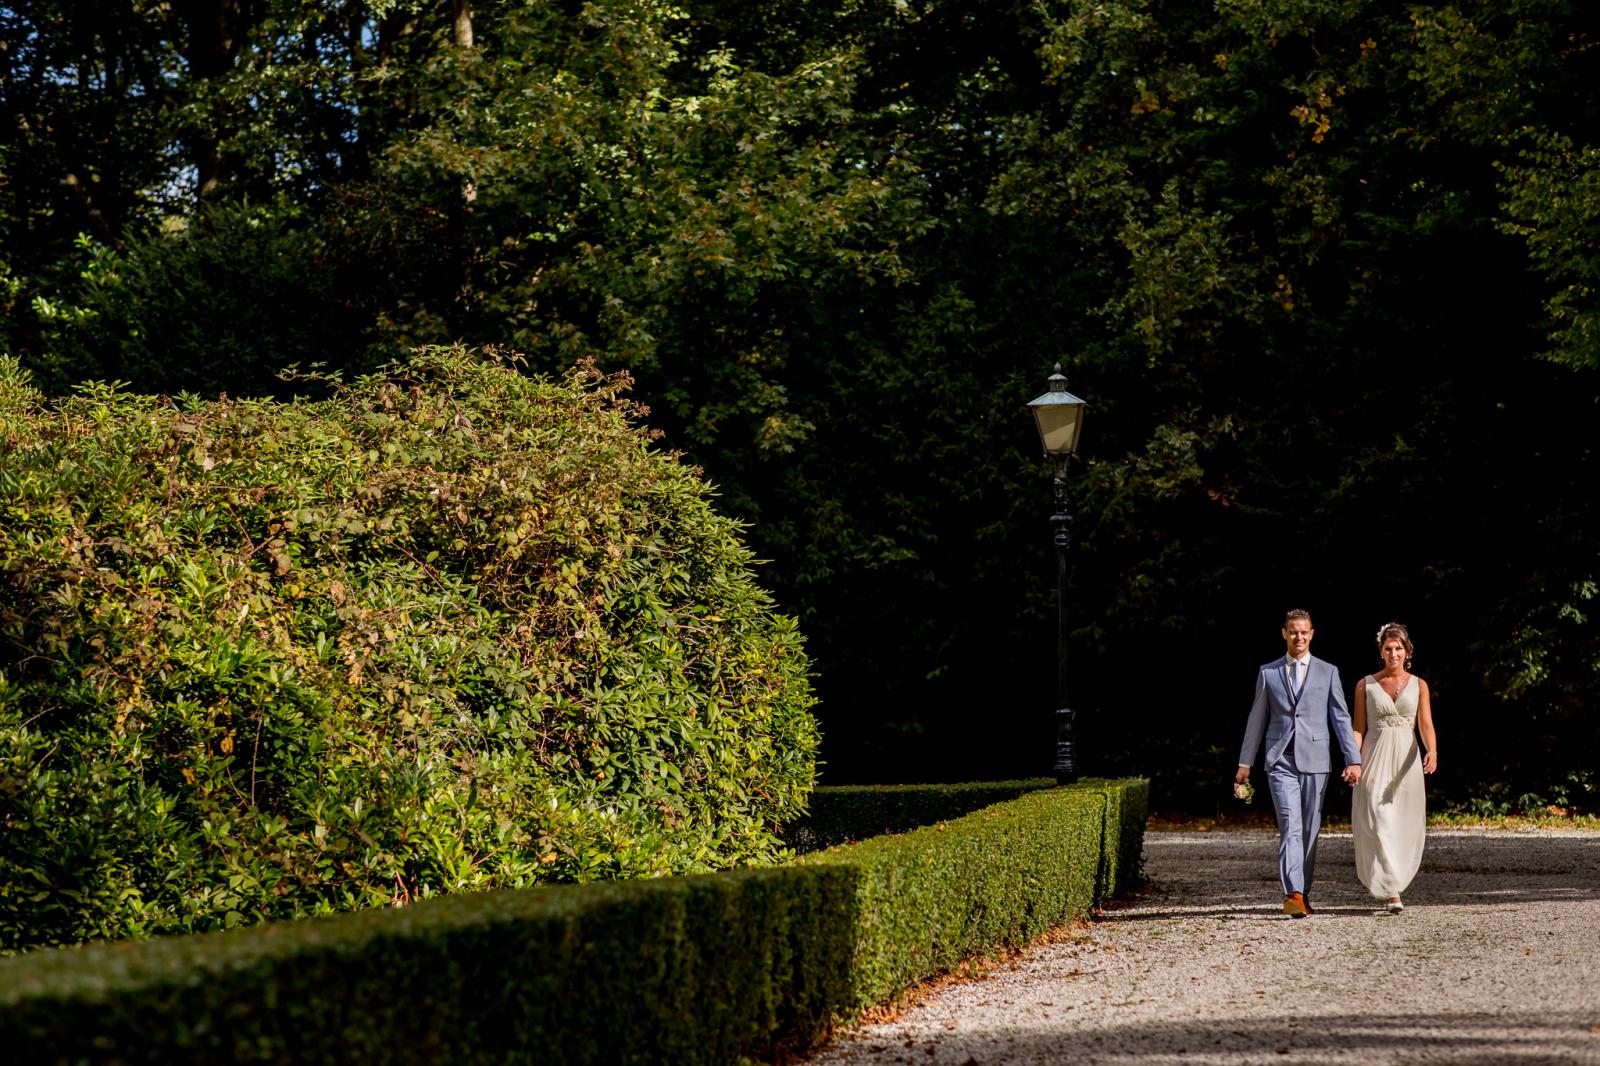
top-left (781, 778), bottom-right (1057, 853)
top-left (799, 777), bottom-right (1146, 1010)
top-left (0, 867), bottom-right (857, 1065)
top-left (1072, 777), bottom-right (1149, 900)
top-left (0, 779), bottom-right (1147, 1065)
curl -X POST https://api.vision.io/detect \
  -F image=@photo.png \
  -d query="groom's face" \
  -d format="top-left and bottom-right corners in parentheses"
top-left (1282, 618), bottom-right (1313, 658)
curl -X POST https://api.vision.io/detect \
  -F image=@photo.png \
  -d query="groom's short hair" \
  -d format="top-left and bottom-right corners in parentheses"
top-left (1284, 608), bottom-right (1312, 626)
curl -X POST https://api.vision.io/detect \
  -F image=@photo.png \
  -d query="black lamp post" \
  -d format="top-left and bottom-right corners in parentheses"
top-left (1027, 363), bottom-right (1087, 785)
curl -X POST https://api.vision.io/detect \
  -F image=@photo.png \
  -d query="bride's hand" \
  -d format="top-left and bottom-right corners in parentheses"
top-left (1422, 751), bottom-right (1438, 774)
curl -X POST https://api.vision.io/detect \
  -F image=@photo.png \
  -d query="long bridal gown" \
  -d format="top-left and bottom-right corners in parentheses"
top-left (1352, 674), bottom-right (1426, 898)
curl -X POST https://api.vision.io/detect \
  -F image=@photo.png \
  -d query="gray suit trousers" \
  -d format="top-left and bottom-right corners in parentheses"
top-left (1266, 743), bottom-right (1328, 897)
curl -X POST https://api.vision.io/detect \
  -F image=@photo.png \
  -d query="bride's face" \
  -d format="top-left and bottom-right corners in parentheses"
top-left (1379, 638), bottom-right (1407, 672)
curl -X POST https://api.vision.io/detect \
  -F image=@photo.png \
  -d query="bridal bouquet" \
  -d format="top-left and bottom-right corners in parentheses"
top-left (1232, 780), bottom-right (1255, 803)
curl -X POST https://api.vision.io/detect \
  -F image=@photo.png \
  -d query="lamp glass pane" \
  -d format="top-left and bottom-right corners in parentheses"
top-left (1034, 404), bottom-right (1083, 455)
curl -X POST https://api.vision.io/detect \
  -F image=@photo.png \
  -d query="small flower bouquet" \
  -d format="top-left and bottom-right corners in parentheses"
top-left (1233, 780), bottom-right (1255, 803)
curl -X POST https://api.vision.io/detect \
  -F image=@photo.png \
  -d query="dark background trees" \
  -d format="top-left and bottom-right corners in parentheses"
top-left (4, 0), bottom-right (1598, 810)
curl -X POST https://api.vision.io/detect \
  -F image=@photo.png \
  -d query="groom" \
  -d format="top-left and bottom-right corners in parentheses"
top-left (1235, 609), bottom-right (1362, 917)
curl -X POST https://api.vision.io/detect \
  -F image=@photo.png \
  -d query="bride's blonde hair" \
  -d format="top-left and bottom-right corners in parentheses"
top-left (1375, 622), bottom-right (1413, 663)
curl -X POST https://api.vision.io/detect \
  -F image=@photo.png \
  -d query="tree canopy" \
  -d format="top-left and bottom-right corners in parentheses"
top-left (3, 0), bottom-right (1598, 811)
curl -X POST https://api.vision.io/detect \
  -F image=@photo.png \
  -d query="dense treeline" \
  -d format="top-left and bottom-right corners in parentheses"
top-left (3, 0), bottom-right (1598, 810)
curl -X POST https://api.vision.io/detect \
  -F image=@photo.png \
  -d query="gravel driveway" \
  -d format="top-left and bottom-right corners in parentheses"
top-left (801, 829), bottom-right (1600, 1065)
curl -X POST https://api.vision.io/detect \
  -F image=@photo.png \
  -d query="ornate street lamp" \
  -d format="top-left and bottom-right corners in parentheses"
top-left (1027, 363), bottom-right (1087, 784)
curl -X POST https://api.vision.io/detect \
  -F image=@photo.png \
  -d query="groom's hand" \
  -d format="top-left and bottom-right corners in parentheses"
top-left (1234, 765), bottom-right (1250, 785)
top-left (1341, 764), bottom-right (1362, 786)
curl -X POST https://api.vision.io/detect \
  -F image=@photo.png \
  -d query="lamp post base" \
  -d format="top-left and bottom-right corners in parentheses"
top-left (1053, 705), bottom-right (1078, 785)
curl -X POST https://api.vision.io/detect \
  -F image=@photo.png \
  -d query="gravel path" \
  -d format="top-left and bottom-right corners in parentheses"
top-left (801, 829), bottom-right (1600, 1065)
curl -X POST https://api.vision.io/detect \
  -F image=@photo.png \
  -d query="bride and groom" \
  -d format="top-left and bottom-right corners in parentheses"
top-left (1234, 609), bottom-right (1439, 916)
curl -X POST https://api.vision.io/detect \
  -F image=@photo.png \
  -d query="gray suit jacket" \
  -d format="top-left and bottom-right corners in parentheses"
top-left (1238, 654), bottom-right (1361, 773)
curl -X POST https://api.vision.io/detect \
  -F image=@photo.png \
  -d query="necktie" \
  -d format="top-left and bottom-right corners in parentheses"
top-left (1289, 661), bottom-right (1300, 699)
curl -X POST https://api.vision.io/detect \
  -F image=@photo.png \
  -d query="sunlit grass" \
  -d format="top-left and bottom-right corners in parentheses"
top-left (1426, 809), bottom-right (1600, 831)
top-left (1149, 807), bottom-right (1600, 832)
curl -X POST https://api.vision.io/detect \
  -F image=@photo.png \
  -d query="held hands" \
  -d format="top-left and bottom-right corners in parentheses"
top-left (1341, 763), bottom-right (1362, 786)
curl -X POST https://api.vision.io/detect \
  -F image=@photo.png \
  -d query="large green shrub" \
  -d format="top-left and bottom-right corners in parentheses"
top-left (0, 347), bottom-right (818, 952)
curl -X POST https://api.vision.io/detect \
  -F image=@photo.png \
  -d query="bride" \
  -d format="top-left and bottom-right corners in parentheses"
top-left (1351, 622), bottom-right (1438, 913)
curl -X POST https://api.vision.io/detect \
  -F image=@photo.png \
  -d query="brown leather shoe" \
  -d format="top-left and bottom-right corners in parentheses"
top-left (1283, 892), bottom-right (1308, 918)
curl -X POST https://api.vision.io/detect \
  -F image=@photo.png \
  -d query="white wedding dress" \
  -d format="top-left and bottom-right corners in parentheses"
top-left (1352, 674), bottom-right (1426, 898)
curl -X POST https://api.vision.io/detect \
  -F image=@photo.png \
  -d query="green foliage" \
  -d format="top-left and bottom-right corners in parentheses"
top-left (0, 778), bottom-right (1148, 1063)
top-left (5, 0), bottom-right (1600, 807)
top-left (1070, 777), bottom-right (1149, 900)
top-left (0, 866), bottom-right (857, 1066)
top-left (1499, 132), bottom-right (1600, 372)
top-left (24, 203), bottom-right (377, 398)
top-left (800, 780), bottom-right (1141, 1011)
top-left (0, 347), bottom-right (818, 952)
top-left (782, 778), bottom-right (1057, 853)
